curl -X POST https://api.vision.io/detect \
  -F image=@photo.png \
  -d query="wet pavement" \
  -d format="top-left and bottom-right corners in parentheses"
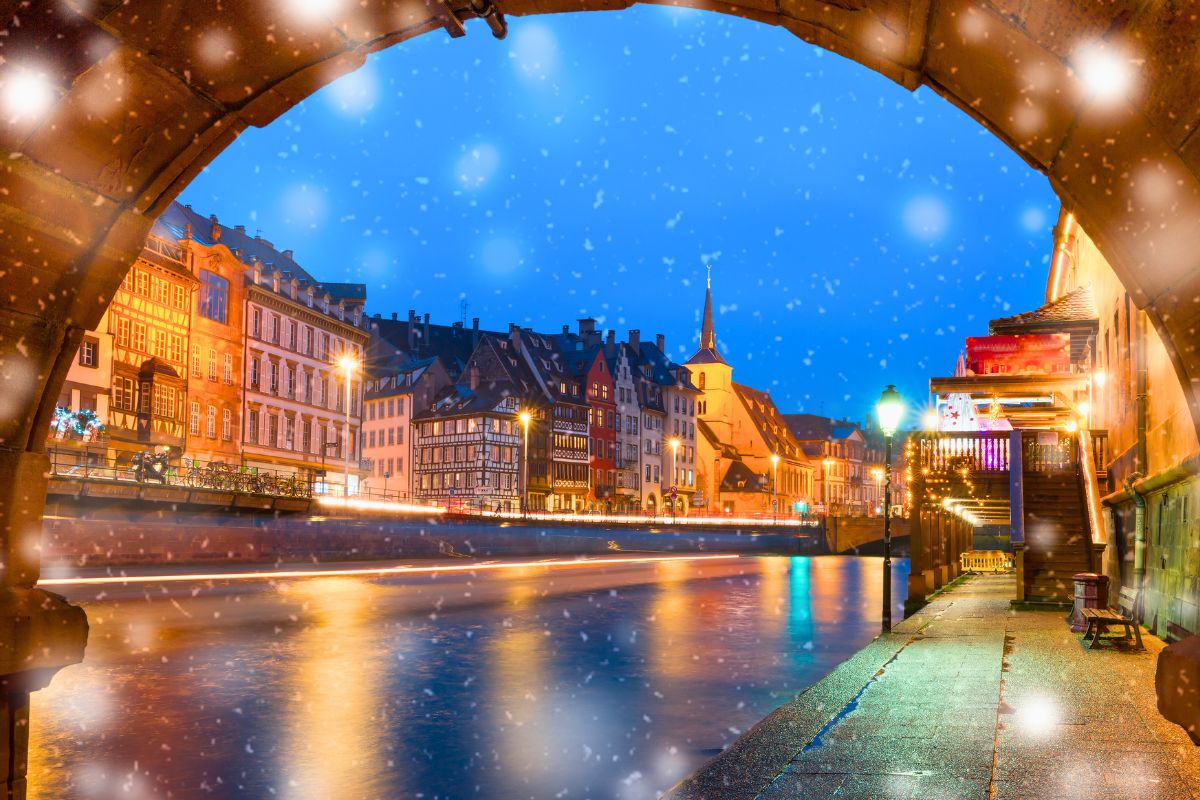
top-left (667, 573), bottom-right (1200, 800)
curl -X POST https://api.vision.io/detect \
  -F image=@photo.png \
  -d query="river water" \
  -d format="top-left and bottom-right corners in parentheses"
top-left (29, 555), bottom-right (909, 800)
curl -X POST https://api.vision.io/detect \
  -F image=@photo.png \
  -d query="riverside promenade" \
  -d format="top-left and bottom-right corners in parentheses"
top-left (665, 574), bottom-right (1200, 800)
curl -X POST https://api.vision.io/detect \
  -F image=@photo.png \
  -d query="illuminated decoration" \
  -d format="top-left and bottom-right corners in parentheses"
top-left (965, 334), bottom-right (1071, 376)
top-left (49, 407), bottom-right (107, 440)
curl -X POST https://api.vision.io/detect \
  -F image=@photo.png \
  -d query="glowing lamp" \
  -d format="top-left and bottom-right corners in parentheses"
top-left (876, 385), bottom-right (904, 437)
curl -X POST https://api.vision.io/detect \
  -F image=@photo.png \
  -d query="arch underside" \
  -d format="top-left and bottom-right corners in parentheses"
top-left (1, 0), bottom-right (1198, 460)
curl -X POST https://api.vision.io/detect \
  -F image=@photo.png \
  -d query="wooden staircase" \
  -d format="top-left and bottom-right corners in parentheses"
top-left (1023, 469), bottom-right (1092, 602)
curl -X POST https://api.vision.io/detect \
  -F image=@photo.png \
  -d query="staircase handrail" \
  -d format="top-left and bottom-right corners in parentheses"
top-left (1078, 428), bottom-right (1107, 552)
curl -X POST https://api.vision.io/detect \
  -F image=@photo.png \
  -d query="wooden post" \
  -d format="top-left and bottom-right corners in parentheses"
top-left (1010, 430), bottom-right (1026, 602)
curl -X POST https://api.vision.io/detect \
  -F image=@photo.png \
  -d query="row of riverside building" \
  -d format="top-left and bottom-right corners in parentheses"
top-left (50, 201), bottom-right (899, 515)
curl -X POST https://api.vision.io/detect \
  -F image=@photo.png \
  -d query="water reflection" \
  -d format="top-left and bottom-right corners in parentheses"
top-left (29, 556), bottom-right (908, 800)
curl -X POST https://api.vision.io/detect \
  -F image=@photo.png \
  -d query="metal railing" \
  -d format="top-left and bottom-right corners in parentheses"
top-left (47, 449), bottom-right (312, 499)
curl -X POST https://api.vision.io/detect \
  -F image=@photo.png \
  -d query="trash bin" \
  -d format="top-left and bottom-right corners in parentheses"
top-left (1070, 572), bottom-right (1109, 632)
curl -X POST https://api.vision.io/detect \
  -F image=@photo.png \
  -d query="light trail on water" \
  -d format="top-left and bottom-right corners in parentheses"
top-left (36, 553), bottom-right (743, 587)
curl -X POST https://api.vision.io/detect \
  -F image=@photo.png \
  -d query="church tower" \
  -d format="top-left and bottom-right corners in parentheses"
top-left (685, 266), bottom-right (734, 440)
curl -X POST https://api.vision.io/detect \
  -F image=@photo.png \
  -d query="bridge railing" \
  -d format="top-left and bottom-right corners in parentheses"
top-left (46, 449), bottom-right (312, 499)
top-left (909, 431), bottom-right (1012, 474)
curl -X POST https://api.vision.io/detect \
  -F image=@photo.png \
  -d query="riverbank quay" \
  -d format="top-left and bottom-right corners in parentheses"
top-left (41, 512), bottom-right (823, 568)
top-left (665, 574), bottom-right (1200, 800)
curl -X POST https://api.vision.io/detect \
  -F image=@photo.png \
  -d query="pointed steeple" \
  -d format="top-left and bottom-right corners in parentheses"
top-left (686, 265), bottom-right (726, 366)
top-left (701, 264), bottom-right (716, 350)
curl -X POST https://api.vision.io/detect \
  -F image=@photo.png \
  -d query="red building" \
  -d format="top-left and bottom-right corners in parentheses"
top-left (584, 348), bottom-right (617, 511)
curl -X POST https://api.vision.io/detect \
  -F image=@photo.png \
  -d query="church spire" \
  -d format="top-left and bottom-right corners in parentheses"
top-left (701, 264), bottom-right (716, 350)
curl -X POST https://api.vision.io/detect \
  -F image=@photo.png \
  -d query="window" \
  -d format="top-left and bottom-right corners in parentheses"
top-left (269, 362), bottom-right (279, 395)
top-left (250, 358), bottom-right (260, 389)
top-left (172, 284), bottom-right (189, 310)
top-left (208, 349), bottom-right (217, 381)
top-left (79, 338), bottom-right (98, 368)
top-left (115, 317), bottom-right (130, 348)
top-left (223, 353), bottom-right (233, 384)
top-left (251, 307), bottom-right (262, 338)
top-left (206, 405), bottom-right (216, 438)
top-left (197, 269), bottom-right (229, 323)
top-left (152, 277), bottom-right (169, 305)
top-left (267, 414), bottom-right (278, 447)
top-left (222, 409), bottom-right (232, 440)
top-left (288, 321), bottom-right (297, 350)
top-left (247, 409), bottom-right (259, 444)
top-left (270, 314), bottom-right (280, 344)
top-left (152, 385), bottom-right (175, 418)
top-left (302, 420), bottom-right (312, 451)
top-left (153, 330), bottom-right (168, 358)
top-left (113, 377), bottom-right (135, 411)
top-left (132, 322), bottom-right (147, 353)
top-left (189, 402), bottom-right (200, 434)
top-left (397, 398), bottom-right (405, 415)
top-left (135, 269), bottom-right (150, 297)
top-left (601, 385), bottom-right (609, 401)
top-left (287, 367), bottom-right (295, 398)
top-left (387, 399), bottom-right (395, 417)
top-left (698, 372), bottom-right (705, 390)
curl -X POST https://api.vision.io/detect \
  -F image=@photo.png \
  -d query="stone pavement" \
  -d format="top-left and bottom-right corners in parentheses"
top-left (664, 574), bottom-right (1200, 799)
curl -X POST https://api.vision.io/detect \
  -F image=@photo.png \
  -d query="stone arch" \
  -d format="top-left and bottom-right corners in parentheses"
top-left (2, 2), bottom-right (1200, 556)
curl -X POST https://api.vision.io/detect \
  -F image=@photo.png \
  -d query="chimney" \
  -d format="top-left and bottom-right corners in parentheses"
top-left (578, 318), bottom-right (596, 336)
top-left (373, 312), bottom-right (381, 319)
top-left (209, 214), bottom-right (220, 242)
top-left (656, 333), bottom-right (665, 352)
top-left (605, 329), bottom-right (615, 358)
top-left (407, 310), bottom-right (417, 351)
top-left (452, 321), bottom-right (463, 329)
top-left (282, 249), bottom-right (294, 261)
top-left (629, 329), bottom-right (641, 351)
top-left (472, 317), bottom-right (480, 348)
top-left (234, 224), bottom-right (246, 234)
top-left (390, 311), bottom-right (397, 321)
top-left (423, 313), bottom-right (431, 346)
top-left (562, 324), bottom-right (570, 335)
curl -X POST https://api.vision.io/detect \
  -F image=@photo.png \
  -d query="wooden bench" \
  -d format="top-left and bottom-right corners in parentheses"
top-left (1081, 586), bottom-right (1144, 650)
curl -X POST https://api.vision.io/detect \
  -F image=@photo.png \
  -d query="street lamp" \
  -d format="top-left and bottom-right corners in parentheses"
top-left (770, 453), bottom-right (780, 522)
top-left (519, 409), bottom-right (531, 519)
top-left (668, 436), bottom-right (681, 521)
top-left (876, 383), bottom-right (905, 632)
top-left (337, 352), bottom-right (359, 498)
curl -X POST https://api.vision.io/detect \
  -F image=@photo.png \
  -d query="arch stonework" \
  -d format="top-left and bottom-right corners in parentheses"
top-left (1, 0), bottom-right (1200, 789)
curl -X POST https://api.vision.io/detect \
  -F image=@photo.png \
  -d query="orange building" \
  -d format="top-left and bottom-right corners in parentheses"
top-left (160, 208), bottom-right (246, 466)
top-left (104, 234), bottom-right (196, 465)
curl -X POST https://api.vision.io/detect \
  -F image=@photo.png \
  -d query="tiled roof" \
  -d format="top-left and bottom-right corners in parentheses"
top-left (157, 202), bottom-right (366, 302)
top-left (989, 284), bottom-right (1097, 332)
top-left (783, 413), bottom-right (835, 441)
top-left (721, 460), bottom-right (766, 493)
top-left (734, 383), bottom-right (805, 460)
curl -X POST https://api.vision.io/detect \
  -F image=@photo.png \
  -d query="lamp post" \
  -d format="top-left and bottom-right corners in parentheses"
top-left (770, 453), bottom-right (780, 522)
top-left (870, 467), bottom-right (884, 515)
top-left (337, 353), bottom-right (359, 498)
top-left (668, 436), bottom-right (681, 521)
top-left (519, 410), bottom-right (531, 519)
top-left (876, 384), bottom-right (905, 632)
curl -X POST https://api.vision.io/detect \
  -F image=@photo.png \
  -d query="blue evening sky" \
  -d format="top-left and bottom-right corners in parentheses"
top-left (182, 7), bottom-right (1057, 422)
